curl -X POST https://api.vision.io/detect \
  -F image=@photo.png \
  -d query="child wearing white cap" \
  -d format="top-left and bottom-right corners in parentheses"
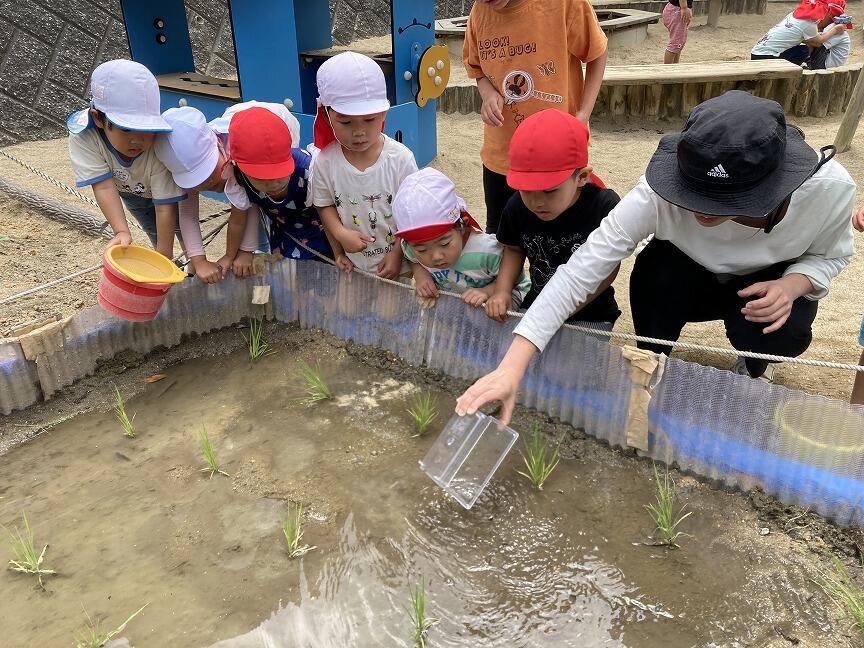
top-left (311, 52), bottom-right (417, 278)
top-left (393, 168), bottom-right (530, 320)
top-left (67, 59), bottom-right (186, 258)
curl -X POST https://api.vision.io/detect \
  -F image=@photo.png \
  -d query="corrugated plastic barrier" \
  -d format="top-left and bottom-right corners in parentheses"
top-left (3, 260), bottom-right (864, 525)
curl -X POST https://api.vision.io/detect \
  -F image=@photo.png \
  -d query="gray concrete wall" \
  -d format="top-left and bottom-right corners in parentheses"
top-left (0, 1), bottom-right (475, 146)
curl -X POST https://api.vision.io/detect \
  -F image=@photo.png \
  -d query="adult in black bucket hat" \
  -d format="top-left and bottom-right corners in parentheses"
top-left (456, 91), bottom-right (855, 425)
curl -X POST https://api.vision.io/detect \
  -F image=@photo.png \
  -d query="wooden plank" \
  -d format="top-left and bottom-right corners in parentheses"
top-left (707, 0), bottom-right (722, 26)
top-left (602, 60), bottom-right (802, 86)
top-left (156, 72), bottom-right (240, 100)
top-left (835, 66), bottom-right (864, 152)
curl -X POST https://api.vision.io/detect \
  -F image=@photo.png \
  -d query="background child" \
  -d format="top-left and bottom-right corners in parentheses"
top-left (312, 51), bottom-right (416, 279)
top-left (662, 0), bottom-right (693, 64)
top-left (393, 167), bottom-right (530, 321)
top-left (852, 206), bottom-right (863, 405)
top-left (463, 0), bottom-right (608, 234)
top-left (491, 110), bottom-right (621, 327)
top-left (67, 59), bottom-right (185, 258)
top-left (751, 0), bottom-right (847, 64)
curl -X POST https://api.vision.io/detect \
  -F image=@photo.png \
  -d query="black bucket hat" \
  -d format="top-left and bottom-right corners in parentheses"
top-left (645, 91), bottom-right (819, 217)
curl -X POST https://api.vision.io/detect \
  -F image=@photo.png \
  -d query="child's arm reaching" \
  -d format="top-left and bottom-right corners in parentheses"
top-left (486, 245), bottom-right (526, 322)
top-left (91, 179), bottom-right (132, 249)
top-left (377, 245), bottom-right (403, 280)
top-left (319, 204), bottom-right (375, 253)
top-left (154, 202), bottom-right (178, 258)
top-left (217, 206), bottom-right (252, 278)
top-left (578, 50), bottom-right (607, 124)
top-left (179, 194), bottom-right (221, 284)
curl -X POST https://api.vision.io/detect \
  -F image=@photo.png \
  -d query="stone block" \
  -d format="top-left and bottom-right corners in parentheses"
top-left (0, 0), bottom-right (65, 43)
top-left (185, 0), bottom-right (229, 27)
top-left (36, 79), bottom-right (86, 122)
top-left (49, 25), bottom-right (99, 96)
top-left (94, 17), bottom-right (131, 66)
top-left (1, 31), bottom-right (52, 104)
top-left (0, 95), bottom-right (63, 141)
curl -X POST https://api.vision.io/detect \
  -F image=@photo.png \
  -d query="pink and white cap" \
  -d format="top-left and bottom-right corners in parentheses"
top-left (393, 168), bottom-right (480, 244)
top-left (314, 52), bottom-right (390, 148)
top-left (89, 59), bottom-right (170, 132)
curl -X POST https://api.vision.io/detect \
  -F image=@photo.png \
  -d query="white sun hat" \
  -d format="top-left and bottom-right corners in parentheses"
top-left (155, 107), bottom-right (219, 189)
top-left (88, 59), bottom-right (171, 132)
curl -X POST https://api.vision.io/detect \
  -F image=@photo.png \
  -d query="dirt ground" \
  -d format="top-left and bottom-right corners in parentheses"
top-left (1, 3), bottom-right (863, 400)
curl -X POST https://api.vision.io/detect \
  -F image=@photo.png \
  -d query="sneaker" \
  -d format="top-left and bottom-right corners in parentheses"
top-left (730, 356), bottom-right (775, 383)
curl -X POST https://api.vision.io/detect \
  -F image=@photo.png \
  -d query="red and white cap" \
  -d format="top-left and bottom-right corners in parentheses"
top-left (393, 168), bottom-right (481, 244)
top-left (229, 107), bottom-right (295, 180)
top-left (314, 52), bottom-right (390, 149)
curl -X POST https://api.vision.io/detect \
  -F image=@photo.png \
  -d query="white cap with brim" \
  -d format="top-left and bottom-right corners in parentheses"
top-left (316, 52), bottom-right (391, 116)
top-left (209, 100), bottom-right (301, 149)
top-left (155, 107), bottom-right (219, 189)
top-left (88, 59), bottom-right (171, 132)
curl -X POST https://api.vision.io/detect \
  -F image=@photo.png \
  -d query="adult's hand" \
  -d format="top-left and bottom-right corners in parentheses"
top-left (455, 336), bottom-right (538, 425)
top-left (738, 273), bottom-right (813, 334)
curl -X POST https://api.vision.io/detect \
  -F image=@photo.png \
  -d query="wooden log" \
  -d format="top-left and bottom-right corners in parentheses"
top-left (755, 78), bottom-right (774, 101)
top-left (735, 0), bottom-right (746, 14)
top-left (829, 67), bottom-right (852, 116)
top-left (645, 83), bottom-right (663, 117)
top-left (661, 85), bottom-right (683, 119)
top-left (707, 0), bottom-right (721, 27)
top-left (757, 0), bottom-right (767, 14)
top-left (770, 77), bottom-right (794, 113)
top-left (682, 82), bottom-right (704, 115)
top-left (835, 66), bottom-right (864, 152)
top-left (793, 71), bottom-right (815, 118)
top-left (595, 85), bottom-right (610, 117)
top-left (609, 85), bottom-right (627, 119)
top-left (811, 69), bottom-right (833, 118)
top-left (626, 85), bottom-right (645, 118)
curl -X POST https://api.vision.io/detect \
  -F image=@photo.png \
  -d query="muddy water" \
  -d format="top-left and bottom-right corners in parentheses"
top-left (0, 333), bottom-right (844, 647)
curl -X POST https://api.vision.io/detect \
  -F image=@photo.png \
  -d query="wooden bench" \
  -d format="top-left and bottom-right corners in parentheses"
top-left (602, 59), bottom-right (803, 86)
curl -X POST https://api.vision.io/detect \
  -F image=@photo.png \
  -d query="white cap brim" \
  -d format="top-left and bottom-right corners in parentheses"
top-left (105, 111), bottom-right (172, 133)
top-left (329, 97), bottom-right (390, 116)
top-left (173, 144), bottom-right (220, 189)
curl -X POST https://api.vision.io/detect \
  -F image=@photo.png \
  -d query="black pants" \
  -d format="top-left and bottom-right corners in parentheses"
top-left (483, 165), bottom-right (516, 235)
top-left (630, 239), bottom-right (818, 377)
top-left (751, 46), bottom-right (809, 65)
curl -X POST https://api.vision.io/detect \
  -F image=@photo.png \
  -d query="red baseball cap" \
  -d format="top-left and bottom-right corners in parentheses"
top-left (507, 109), bottom-right (590, 192)
top-left (229, 107), bottom-right (295, 180)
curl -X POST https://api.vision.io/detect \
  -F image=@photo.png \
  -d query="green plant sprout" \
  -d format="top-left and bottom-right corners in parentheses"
top-left (282, 503), bottom-right (315, 558)
top-left (4, 512), bottom-right (55, 589)
top-left (516, 425), bottom-right (561, 490)
top-left (113, 386), bottom-right (136, 438)
top-left (244, 316), bottom-right (273, 361)
top-left (199, 428), bottom-right (229, 479)
top-left (74, 604), bottom-right (148, 648)
top-left (295, 360), bottom-right (332, 405)
top-left (645, 464), bottom-right (692, 548)
top-left (407, 577), bottom-right (439, 648)
top-left (407, 391), bottom-right (438, 436)
top-left (817, 553), bottom-right (864, 634)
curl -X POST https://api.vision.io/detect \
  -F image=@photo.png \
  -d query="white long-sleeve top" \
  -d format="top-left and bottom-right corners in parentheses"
top-left (514, 159), bottom-right (856, 352)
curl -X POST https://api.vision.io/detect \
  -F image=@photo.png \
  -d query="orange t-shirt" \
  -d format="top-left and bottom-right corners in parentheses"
top-left (463, 0), bottom-right (608, 174)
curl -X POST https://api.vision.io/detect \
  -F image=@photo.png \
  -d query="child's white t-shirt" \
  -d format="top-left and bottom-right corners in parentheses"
top-left (403, 231), bottom-right (532, 306)
top-left (68, 127), bottom-right (185, 204)
top-left (824, 31), bottom-right (851, 68)
top-left (311, 135), bottom-right (418, 273)
top-left (751, 13), bottom-right (818, 56)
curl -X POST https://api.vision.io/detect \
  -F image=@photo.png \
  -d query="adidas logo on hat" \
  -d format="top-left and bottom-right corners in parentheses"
top-left (707, 164), bottom-right (729, 178)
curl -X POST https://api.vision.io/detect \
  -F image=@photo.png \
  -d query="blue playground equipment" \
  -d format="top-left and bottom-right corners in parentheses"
top-left (118, 1), bottom-right (449, 165)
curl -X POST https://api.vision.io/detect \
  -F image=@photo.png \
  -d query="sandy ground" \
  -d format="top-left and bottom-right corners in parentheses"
top-left (1, 6), bottom-right (863, 400)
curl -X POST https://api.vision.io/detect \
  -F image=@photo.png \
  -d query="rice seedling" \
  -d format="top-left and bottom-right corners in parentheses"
top-left (407, 391), bottom-right (438, 436)
top-left (4, 512), bottom-right (55, 589)
top-left (199, 427), bottom-right (229, 479)
top-left (817, 553), bottom-right (864, 634)
top-left (113, 386), bottom-right (136, 438)
top-left (243, 316), bottom-right (273, 361)
top-left (281, 502), bottom-right (315, 558)
top-left (406, 577), bottom-right (438, 647)
top-left (644, 464), bottom-right (692, 548)
top-left (516, 425), bottom-right (560, 490)
top-left (74, 604), bottom-right (148, 648)
top-left (294, 360), bottom-right (332, 406)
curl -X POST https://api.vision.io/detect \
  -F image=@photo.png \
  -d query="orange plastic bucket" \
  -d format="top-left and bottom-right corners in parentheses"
top-left (97, 245), bottom-right (186, 321)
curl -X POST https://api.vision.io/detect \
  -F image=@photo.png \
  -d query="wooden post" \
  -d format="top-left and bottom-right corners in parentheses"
top-left (834, 65), bottom-right (864, 152)
top-left (707, 0), bottom-right (721, 27)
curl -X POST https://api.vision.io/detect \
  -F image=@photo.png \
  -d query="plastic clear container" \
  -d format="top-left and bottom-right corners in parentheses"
top-left (419, 412), bottom-right (519, 509)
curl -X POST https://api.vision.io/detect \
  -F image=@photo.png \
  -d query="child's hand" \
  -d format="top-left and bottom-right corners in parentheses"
top-left (107, 230), bottom-right (132, 250)
top-left (191, 256), bottom-right (221, 284)
top-left (215, 253), bottom-right (235, 278)
top-left (233, 251), bottom-right (254, 278)
top-left (335, 253), bottom-right (354, 276)
top-left (853, 207), bottom-right (864, 233)
top-left (339, 229), bottom-right (376, 254)
top-left (462, 287), bottom-right (489, 308)
top-left (377, 248), bottom-right (403, 280)
top-left (480, 91), bottom-right (505, 127)
top-left (681, 6), bottom-right (692, 26)
top-left (484, 292), bottom-right (511, 323)
top-left (413, 269), bottom-right (439, 298)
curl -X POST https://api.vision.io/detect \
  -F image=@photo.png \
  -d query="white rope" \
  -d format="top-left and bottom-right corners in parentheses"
top-left (0, 149), bottom-right (101, 207)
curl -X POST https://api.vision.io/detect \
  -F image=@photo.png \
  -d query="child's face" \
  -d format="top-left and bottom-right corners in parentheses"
top-left (328, 109), bottom-right (386, 152)
top-left (247, 174), bottom-right (291, 197)
top-left (91, 110), bottom-right (156, 159)
top-left (193, 150), bottom-right (229, 193)
top-left (519, 169), bottom-right (590, 221)
top-left (410, 228), bottom-right (465, 269)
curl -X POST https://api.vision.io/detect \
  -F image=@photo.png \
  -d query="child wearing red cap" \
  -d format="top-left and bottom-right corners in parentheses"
top-left (311, 52), bottom-right (417, 279)
top-left (224, 106), bottom-right (332, 276)
top-left (393, 168), bottom-right (530, 320)
top-left (463, 0), bottom-right (608, 234)
top-left (751, 0), bottom-right (848, 64)
top-left (489, 109), bottom-right (621, 326)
